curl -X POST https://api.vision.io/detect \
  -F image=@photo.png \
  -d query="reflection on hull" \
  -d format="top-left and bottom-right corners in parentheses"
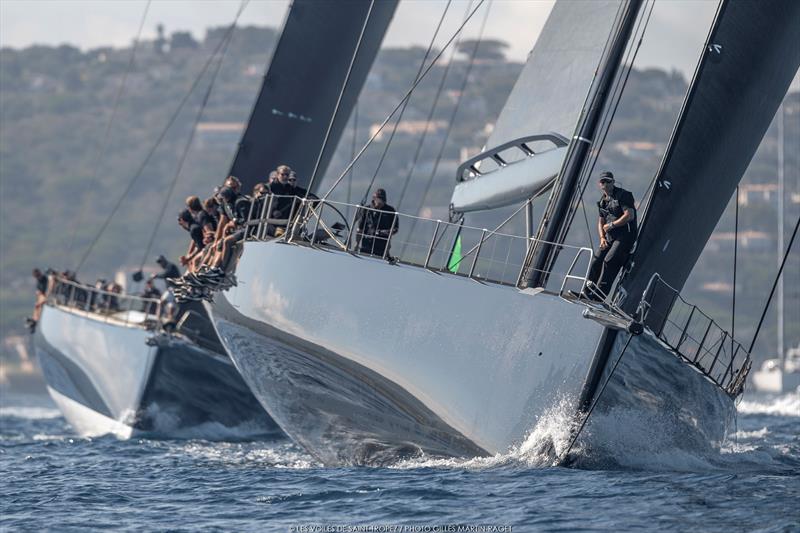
top-left (34, 305), bottom-right (276, 439)
top-left (579, 331), bottom-right (734, 465)
top-left (208, 241), bottom-right (606, 465)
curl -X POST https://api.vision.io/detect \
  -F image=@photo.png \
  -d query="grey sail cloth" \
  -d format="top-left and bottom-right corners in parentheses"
top-left (619, 0), bottom-right (800, 319)
top-left (228, 0), bottom-right (398, 193)
top-left (461, 0), bottom-right (621, 232)
top-left (484, 0), bottom-right (622, 157)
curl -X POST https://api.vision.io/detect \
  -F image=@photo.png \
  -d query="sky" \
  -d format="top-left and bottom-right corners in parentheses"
top-left (0, 0), bottom-right (725, 77)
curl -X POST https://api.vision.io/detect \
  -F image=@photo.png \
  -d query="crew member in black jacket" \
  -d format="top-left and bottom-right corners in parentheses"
top-left (358, 188), bottom-right (398, 258)
top-left (585, 171), bottom-right (637, 300)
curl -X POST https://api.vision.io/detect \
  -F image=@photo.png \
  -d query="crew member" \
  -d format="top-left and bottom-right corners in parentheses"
top-left (151, 255), bottom-right (181, 288)
top-left (26, 268), bottom-right (49, 332)
top-left (586, 171), bottom-right (636, 301)
top-left (358, 188), bottom-right (398, 257)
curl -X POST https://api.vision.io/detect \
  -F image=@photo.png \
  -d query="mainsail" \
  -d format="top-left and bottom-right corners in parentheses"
top-left (228, 0), bottom-right (398, 192)
top-left (620, 0), bottom-right (800, 317)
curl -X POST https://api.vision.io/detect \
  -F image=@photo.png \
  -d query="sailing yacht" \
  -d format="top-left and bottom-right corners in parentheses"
top-left (202, 0), bottom-right (800, 465)
top-left (31, 0), bottom-right (396, 439)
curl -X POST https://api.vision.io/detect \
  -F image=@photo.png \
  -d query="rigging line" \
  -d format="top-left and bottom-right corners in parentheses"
top-left (66, 0), bottom-right (152, 259)
top-left (347, 103), bottom-right (358, 208)
top-left (395, 0), bottom-right (470, 213)
top-left (556, 332), bottom-right (635, 466)
top-left (400, 0), bottom-right (492, 250)
top-left (73, 1), bottom-right (248, 273)
top-left (563, 0), bottom-right (655, 246)
top-left (747, 215), bottom-right (799, 354)
top-left (305, 0), bottom-right (375, 198)
top-left (732, 185), bottom-right (738, 355)
top-left (319, 0), bottom-right (487, 202)
top-left (446, 195), bottom-right (533, 272)
top-left (361, 0), bottom-right (453, 206)
top-left (581, 199), bottom-right (594, 254)
top-left (137, 8), bottom-right (243, 271)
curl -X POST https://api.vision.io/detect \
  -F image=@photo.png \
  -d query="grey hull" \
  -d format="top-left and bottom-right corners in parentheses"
top-left (34, 304), bottom-right (276, 438)
top-left (208, 240), bottom-right (735, 465)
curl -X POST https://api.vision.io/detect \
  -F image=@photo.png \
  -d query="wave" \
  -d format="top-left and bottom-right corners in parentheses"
top-left (393, 394), bottom-right (799, 474)
top-left (737, 393), bottom-right (799, 417)
top-left (0, 406), bottom-right (62, 420)
top-left (136, 402), bottom-right (280, 441)
top-left (177, 440), bottom-right (318, 468)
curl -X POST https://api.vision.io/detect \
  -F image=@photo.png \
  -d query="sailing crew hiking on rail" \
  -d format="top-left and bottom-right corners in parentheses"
top-left (583, 171), bottom-right (637, 302)
top-left (170, 164), bottom-right (314, 301)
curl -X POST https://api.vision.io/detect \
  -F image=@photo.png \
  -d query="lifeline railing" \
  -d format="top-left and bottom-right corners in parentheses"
top-left (242, 194), bottom-right (594, 290)
top-left (45, 277), bottom-right (162, 329)
top-left (636, 273), bottom-right (751, 397)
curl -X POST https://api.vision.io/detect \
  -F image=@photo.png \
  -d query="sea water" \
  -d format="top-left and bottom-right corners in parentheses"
top-left (1, 391), bottom-right (798, 531)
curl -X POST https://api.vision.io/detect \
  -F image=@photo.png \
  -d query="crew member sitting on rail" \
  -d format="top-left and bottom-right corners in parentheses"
top-left (585, 171), bottom-right (637, 301)
top-left (358, 188), bottom-right (398, 258)
top-left (26, 268), bottom-right (49, 333)
top-left (178, 209), bottom-right (206, 271)
top-left (186, 195), bottom-right (203, 221)
top-left (212, 176), bottom-right (244, 244)
top-left (199, 197), bottom-right (219, 245)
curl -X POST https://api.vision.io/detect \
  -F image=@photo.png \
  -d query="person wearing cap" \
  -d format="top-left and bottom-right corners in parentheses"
top-left (585, 171), bottom-right (637, 301)
top-left (358, 188), bottom-right (399, 257)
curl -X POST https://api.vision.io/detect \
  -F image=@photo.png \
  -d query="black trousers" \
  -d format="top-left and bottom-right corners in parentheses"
top-left (587, 237), bottom-right (634, 296)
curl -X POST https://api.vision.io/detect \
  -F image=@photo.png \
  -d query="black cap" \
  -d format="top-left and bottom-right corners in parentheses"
top-left (178, 209), bottom-right (194, 224)
top-left (156, 255), bottom-right (167, 264)
top-left (374, 188), bottom-right (387, 200)
top-left (598, 171), bottom-right (615, 183)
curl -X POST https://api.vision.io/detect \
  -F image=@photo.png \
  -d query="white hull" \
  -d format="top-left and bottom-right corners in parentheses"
top-left (207, 240), bottom-right (735, 464)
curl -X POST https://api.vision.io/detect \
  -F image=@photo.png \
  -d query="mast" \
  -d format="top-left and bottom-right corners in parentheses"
top-left (522, 0), bottom-right (643, 289)
top-left (227, 0), bottom-right (397, 193)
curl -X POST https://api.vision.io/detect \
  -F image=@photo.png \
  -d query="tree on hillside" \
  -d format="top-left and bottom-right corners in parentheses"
top-left (457, 39), bottom-right (508, 61)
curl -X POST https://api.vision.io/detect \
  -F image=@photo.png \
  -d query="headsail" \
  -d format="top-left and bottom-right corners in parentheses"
top-left (453, 1), bottom-right (623, 228)
top-left (228, 0), bottom-right (398, 192)
top-left (620, 0), bottom-right (800, 316)
top-left (484, 0), bottom-right (622, 152)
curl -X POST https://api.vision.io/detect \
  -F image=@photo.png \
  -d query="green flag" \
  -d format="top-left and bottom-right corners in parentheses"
top-left (448, 235), bottom-right (463, 273)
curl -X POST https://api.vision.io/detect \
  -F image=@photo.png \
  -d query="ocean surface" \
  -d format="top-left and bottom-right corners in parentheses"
top-left (1, 390), bottom-right (798, 532)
